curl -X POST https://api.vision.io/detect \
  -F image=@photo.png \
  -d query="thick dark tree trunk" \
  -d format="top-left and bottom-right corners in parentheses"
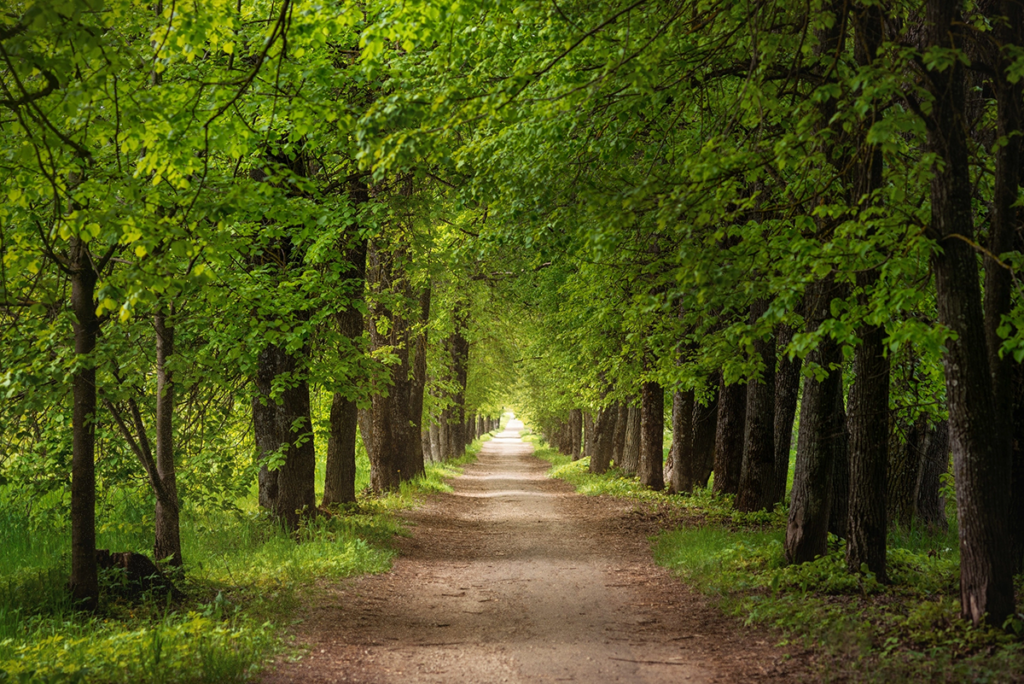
top-left (669, 390), bottom-right (696, 494)
top-left (916, 421), bottom-right (950, 532)
top-left (922, 0), bottom-right (1014, 626)
top-left (430, 422), bottom-right (441, 462)
top-left (888, 416), bottom-right (926, 530)
top-left (785, 276), bottom-right (844, 564)
top-left (772, 325), bottom-right (802, 505)
top-left (620, 406), bottom-right (641, 476)
top-left (323, 221), bottom-right (368, 508)
top-left (713, 376), bottom-right (746, 496)
top-left (569, 409), bottom-right (583, 460)
top-left (153, 309), bottom-right (181, 566)
top-left (846, 305), bottom-right (889, 578)
top-left (692, 385), bottom-right (719, 489)
top-left (69, 238), bottom-right (99, 610)
top-left (447, 311), bottom-right (470, 460)
top-left (1011, 365), bottom-right (1024, 573)
top-left (829, 376), bottom-right (850, 540)
top-left (325, 392), bottom-right (359, 505)
top-left (982, 0), bottom-right (1024, 580)
top-left (583, 412), bottom-right (595, 460)
top-left (274, 354), bottom-right (317, 530)
top-left (611, 403), bottom-right (628, 468)
top-left (737, 300), bottom-right (776, 512)
top-left (590, 406), bottom-right (616, 474)
top-left (639, 382), bottom-right (665, 490)
top-left (358, 408), bottom-right (374, 463)
top-left (253, 343), bottom-right (285, 510)
top-left (845, 4), bottom-right (888, 578)
top-left (406, 286), bottom-right (431, 478)
top-left (367, 239), bottom-right (420, 491)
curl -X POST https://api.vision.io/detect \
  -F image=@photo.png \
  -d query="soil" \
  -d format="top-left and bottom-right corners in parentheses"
top-left (262, 420), bottom-right (812, 683)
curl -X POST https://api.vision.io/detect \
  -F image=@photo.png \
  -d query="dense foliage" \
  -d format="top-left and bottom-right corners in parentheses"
top-left (3, 0), bottom-right (1024, 679)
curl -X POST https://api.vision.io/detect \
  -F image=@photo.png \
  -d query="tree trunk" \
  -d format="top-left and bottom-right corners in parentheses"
top-left (846, 300), bottom-right (889, 578)
top-left (669, 390), bottom-right (695, 494)
top-left (569, 409), bottom-right (583, 460)
top-left (447, 311), bottom-right (470, 460)
top-left (590, 406), bottom-right (616, 474)
top-left (407, 285), bottom-right (431, 478)
top-left (829, 378), bottom-right (850, 540)
top-left (358, 408), bottom-right (374, 464)
top-left (922, 0), bottom-right (1014, 626)
top-left (611, 403), bottom-right (628, 468)
top-left (153, 309), bottom-right (182, 566)
top-left (367, 241), bottom-right (416, 491)
top-left (692, 385), bottom-right (718, 489)
top-left (916, 421), bottom-right (950, 533)
top-left (583, 412), bottom-right (595, 460)
top-left (713, 376), bottom-right (746, 496)
top-left (639, 382), bottom-right (665, 490)
top-left (982, 0), bottom-right (1024, 581)
top-left (737, 300), bottom-right (776, 512)
top-left (888, 416), bottom-right (926, 530)
top-left (773, 325), bottom-right (802, 505)
top-left (785, 276), bottom-right (843, 564)
top-left (844, 4), bottom-right (888, 577)
top-left (620, 406), bottom-right (641, 476)
top-left (253, 343), bottom-right (285, 510)
top-left (274, 352), bottom-right (317, 530)
top-left (1011, 364), bottom-right (1024, 574)
top-left (430, 423), bottom-right (441, 463)
top-left (69, 237), bottom-right (99, 610)
top-left (325, 392), bottom-right (360, 505)
top-left (323, 220), bottom-right (368, 508)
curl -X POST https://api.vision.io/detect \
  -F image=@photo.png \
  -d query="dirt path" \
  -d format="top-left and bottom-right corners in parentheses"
top-left (263, 420), bottom-right (808, 683)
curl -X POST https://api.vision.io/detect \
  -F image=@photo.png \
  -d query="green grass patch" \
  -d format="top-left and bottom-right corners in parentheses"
top-left (528, 432), bottom-right (1024, 683)
top-left (0, 438), bottom-right (482, 683)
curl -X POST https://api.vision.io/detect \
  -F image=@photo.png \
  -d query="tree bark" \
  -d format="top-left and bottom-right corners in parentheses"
top-left (639, 382), bottom-right (665, 490)
top-left (274, 352), bottom-right (317, 530)
top-left (407, 285), bottom-right (431, 478)
top-left (713, 376), bottom-right (746, 496)
top-left (737, 300), bottom-right (776, 512)
top-left (447, 310), bottom-right (470, 460)
top-left (253, 343), bottom-right (285, 510)
top-left (669, 390), bottom-right (695, 494)
top-left (845, 3), bottom-right (888, 578)
top-left (611, 403), bottom-right (628, 468)
top-left (323, 215), bottom-right (368, 508)
top-left (692, 385), bottom-right (719, 489)
top-left (569, 409), bottom-right (583, 460)
top-left (846, 302), bottom-right (889, 578)
top-left (358, 408), bottom-right (374, 464)
top-left (785, 276), bottom-right (843, 564)
top-left (620, 406), bottom-right (641, 476)
top-left (922, 0), bottom-right (1014, 626)
top-left (829, 376), bottom-right (850, 540)
top-left (590, 406), bottom-right (616, 474)
top-left (69, 237), bottom-right (99, 610)
top-left (772, 325), bottom-right (802, 505)
top-left (583, 412), bottom-right (595, 460)
top-left (916, 421), bottom-right (950, 533)
top-left (153, 309), bottom-right (182, 566)
top-left (367, 241), bottom-right (416, 491)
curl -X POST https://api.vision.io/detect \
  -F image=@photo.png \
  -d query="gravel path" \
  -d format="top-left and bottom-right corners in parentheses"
top-left (263, 420), bottom-right (807, 683)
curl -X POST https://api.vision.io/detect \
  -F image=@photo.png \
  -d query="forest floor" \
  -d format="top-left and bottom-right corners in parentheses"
top-left (262, 421), bottom-right (812, 683)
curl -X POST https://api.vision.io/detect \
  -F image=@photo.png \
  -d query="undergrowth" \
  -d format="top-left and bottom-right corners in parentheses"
top-left (0, 436), bottom-right (487, 683)
top-left (530, 434), bottom-right (1024, 683)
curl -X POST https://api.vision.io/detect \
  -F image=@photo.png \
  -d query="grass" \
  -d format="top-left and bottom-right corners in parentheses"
top-left (528, 432), bottom-right (1024, 683)
top-left (0, 432), bottom-right (488, 683)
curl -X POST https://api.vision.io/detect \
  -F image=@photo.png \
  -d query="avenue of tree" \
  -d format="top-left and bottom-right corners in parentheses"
top-left (2, 0), bottom-right (1024, 630)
